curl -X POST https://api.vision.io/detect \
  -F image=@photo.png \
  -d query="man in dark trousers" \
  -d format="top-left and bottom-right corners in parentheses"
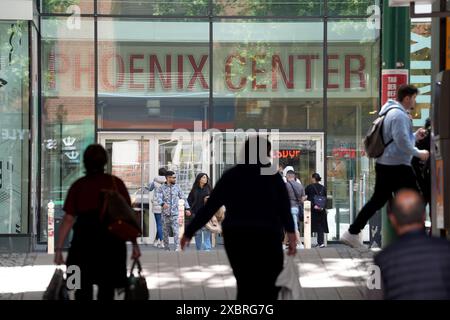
top-left (374, 189), bottom-right (450, 300)
top-left (340, 84), bottom-right (430, 248)
top-left (180, 136), bottom-right (297, 300)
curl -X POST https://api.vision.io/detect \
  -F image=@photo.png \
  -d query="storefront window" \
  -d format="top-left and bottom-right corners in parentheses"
top-left (97, 19), bottom-right (209, 130)
top-left (327, 0), bottom-right (376, 16)
top-left (42, 0), bottom-right (94, 14)
top-left (213, 20), bottom-right (324, 130)
top-left (326, 19), bottom-right (380, 243)
top-left (97, 0), bottom-right (209, 16)
top-left (0, 21), bottom-right (30, 234)
top-left (213, 0), bottom-right (324, 16)
top-left (41, 17), bottom-right (95, 242)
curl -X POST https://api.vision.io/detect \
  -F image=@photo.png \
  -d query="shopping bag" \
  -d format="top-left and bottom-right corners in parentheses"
top-left (125, 258), bottom-right (149, 300)
top-left (43, 268), bottom-right (70, 300)
top-left (275, 256), bottom-right (304, 300)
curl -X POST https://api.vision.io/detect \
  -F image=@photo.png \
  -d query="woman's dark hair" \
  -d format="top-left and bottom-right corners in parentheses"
top-left (191, 173), bottom-right (211, 191)
top-left (83, 144), bottom-right (108, 175)
top-left (312, 173), bottom-right (322, 182)
top-left (158, 167), bottom-right (167, 176)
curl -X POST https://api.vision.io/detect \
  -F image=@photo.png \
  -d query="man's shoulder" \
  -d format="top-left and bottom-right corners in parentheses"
top-left (376, 234), bottom-right (450, 263)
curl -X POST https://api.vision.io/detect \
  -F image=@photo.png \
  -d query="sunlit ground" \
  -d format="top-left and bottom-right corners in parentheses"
top-left (0, 247), bottom-right (375, 299)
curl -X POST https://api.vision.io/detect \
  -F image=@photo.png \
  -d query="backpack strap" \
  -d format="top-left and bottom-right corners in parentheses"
top-left (287, 181), bottom-right (301, 204)
top-left (381, 106), bottom-right (405, 147)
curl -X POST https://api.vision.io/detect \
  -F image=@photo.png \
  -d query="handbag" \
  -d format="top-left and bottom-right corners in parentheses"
top-left (100, 176), bottom-right (142, 242)
top-left (205, 215), bottom-right (222, 234)
top-left (312, 184), bottom-right (327, 211)
top-left (125, 258), bottom-right (149, 300)
top-left (43, 268), bottom-right (70, 300)
top-left (275, 256), bottom-right (304, 300)
top-left (287, 181), bottom-right (304, 221)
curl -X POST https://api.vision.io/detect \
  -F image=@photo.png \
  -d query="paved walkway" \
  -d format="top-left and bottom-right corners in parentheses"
top-left (0, 245), bottom-right (379, 300)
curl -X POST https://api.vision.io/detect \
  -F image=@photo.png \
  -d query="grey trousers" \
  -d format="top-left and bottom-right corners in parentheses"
top-left (162, 214), bottom-right (179, 250)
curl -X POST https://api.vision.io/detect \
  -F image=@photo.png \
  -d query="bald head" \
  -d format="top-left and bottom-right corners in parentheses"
top-left (388, 189), bottom-right (425, 228)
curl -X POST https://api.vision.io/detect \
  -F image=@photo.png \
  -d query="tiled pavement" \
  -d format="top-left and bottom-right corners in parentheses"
top-left (0, 245), bottom-right (379, 300)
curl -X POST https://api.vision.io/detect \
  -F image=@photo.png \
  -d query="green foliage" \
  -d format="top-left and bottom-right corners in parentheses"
top-left (43, 0), bottom-right (79, 13)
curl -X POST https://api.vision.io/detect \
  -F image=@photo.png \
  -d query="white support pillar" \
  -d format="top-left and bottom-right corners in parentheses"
top-left (47, 201), bottom-right (55, 254)
top-left (303, 200), bottom-right (312, 249)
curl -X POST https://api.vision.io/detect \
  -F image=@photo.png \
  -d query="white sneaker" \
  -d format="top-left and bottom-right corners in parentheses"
top-left (296, 243), bottom-right (304, 249)
top-left (153, 240), bottom-right (160, 248)
top-left (340, 230), bottom-right (364, 248)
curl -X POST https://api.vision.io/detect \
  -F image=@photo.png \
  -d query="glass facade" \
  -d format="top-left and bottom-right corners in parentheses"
top-left (40, 17), bottom-right (95, 242)
top-left (34, 0), bottom-right (381, 244)
top-left (0, 21), bottom-right (30, 235)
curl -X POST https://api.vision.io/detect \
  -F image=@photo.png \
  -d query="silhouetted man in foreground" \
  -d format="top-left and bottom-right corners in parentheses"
top-left (374, 189), bottom-right (450, 300)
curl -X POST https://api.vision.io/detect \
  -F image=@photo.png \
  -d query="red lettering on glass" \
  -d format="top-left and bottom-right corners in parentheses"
top-left (177, 55), bottom-right (184, 90)
top-left (272, 55), bottom-right (294, 90)
top-left (225, 55), bottom-right (247, 91)
top-left (187, 55), bottom-right (209, 90)
top-left (327, 54), bottom-right (339, 89)
top-left (345, 55), bottom-right (366, 89)
top-left (252, 55), bottom-right (267, 90)
top-left (73, 53), bottom-right (94, 91)
top-left (297, 55), bottom-right (319, 90)
top-left (101, 53), bottom-right (124, 91)
top-left (150, 55), bottom-right (172, 90)
top-left (129, 54), bottom-right (144, 89)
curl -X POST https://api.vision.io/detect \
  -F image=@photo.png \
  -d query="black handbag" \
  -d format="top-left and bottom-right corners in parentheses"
top-left (125, 258), bottom-right (149, 300)
top-left (43, 268), bottom-right (70, 300)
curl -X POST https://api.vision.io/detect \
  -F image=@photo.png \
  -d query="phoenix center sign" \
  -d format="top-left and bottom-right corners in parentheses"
top-left (45, 45), bottom-right (377, 98)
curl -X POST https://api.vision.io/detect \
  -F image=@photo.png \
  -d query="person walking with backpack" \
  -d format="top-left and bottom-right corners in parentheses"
top-left (340, 84), bottom-right (429, 248)
top-left (305, 173), bottom-right (329, 248)
top-left (157, 170), bottom-right (191, 251)
top-left (285, 170), bottom-right (307, 249)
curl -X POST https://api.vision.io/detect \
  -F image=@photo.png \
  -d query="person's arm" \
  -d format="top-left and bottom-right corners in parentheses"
top-left (54, 214), bottom-right (75, 265)
top-left (145, 181), bottom-right (155, 192)
top-left (54, 185), bottom-right (77, 264)
top-left (187, 190), bottom-right (195, 210)
top-left (116, 177), bottom-right (140, 256)
top-left (179, 187), bottom-right (190, 210)
top-left (391, 113), bottom-right (422, 158)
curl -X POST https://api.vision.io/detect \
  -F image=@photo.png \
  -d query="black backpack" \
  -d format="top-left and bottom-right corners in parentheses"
top-left (363, 107), bottom-right (403, 158)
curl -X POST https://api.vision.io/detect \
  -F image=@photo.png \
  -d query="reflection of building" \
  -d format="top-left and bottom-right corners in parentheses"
top-left (5, 0), bottom-right (439, 251)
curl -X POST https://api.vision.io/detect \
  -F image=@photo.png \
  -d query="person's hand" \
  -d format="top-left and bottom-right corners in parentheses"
top-left (415, 128), bottom-right (427, 141)
top-left (185, 210), bottom-right (192, 217)
top-left (54, 250), bottom-right (65, 265)
top-left (131, 243), bottom-right (141, 259)
top-left (163, 203), bottom-right (169, 210)
top-left (204, 196), bottom-right (210, 203)
top-left (418, 150), bottom-right (430, 162)
top-left (286, 232), bottom-right (297, 256)
top-left (180, 235), bottom-right (191, 250)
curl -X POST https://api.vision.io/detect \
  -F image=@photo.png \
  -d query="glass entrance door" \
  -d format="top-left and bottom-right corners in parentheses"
top-left (211, 132), bottom-right (324, 186)
top-left (99, 132), bottom-right (209, 245)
